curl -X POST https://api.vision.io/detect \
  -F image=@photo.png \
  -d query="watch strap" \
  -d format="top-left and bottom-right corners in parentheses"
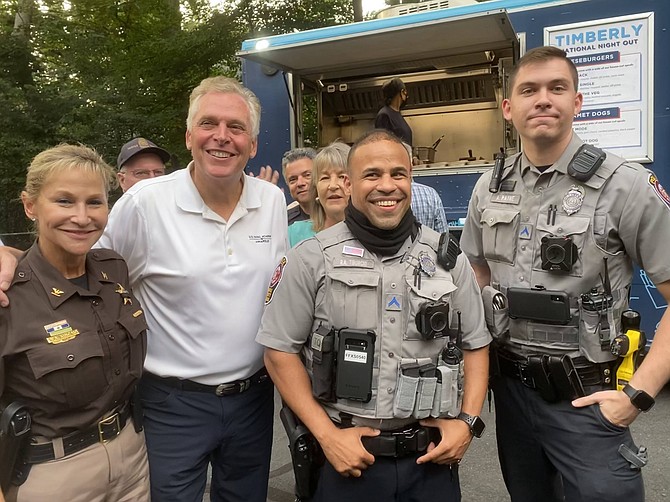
top-left (456, 412), bottom-right (484, 438)
top-left (622, 384), bottom-right (655, 412)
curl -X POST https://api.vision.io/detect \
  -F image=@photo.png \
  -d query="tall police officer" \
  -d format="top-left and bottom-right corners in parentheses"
top-left (461, 46), bottom-right (670, 501)
top-left (257, 130), bottom-right (491, 501)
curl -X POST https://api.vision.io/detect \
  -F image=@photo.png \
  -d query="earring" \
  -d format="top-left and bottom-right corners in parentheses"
top-left (31, 217), bottom-right (36, 221)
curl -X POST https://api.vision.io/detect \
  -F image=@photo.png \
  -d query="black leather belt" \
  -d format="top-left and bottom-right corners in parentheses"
top-left (361, 425), bottom-right (441, 457)
top-left (145, 367), bottom-right (270, 396)
top-left (26, 405), bottom-right (131, 464)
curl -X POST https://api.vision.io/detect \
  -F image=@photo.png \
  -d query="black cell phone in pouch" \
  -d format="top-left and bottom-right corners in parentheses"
top-left (507, 287), bottom-right (571, 324)
top-left (335, 329), bottom-right (376, 402)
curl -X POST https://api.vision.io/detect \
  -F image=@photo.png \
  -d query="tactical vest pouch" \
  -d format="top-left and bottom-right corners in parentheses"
top-left (431, 363), bottom-right (461, 418)
top-left (393, 359), bottom-right (421, 418)
top-left (578, 294), bottom-right (617, 363)
top-left (310, 325), bottom-right (336, 402)
top-left (482, 286), bottom-right (509, 340)
top-left (413, 363), bottom-right (437, 419)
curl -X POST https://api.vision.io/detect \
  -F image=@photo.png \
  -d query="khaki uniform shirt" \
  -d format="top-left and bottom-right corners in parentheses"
top-left (0, 244), bottom-right (147, 438)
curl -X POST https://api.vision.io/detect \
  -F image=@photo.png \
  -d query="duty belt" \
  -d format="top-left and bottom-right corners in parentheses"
top-left (144, 367), bottom-right (270, 396)
top-left (361, 424), bottom-right (441, 457)
top-left (26, 404), bottom-right (131, 463)
top-left (496, 349), bottom-right (612, 390)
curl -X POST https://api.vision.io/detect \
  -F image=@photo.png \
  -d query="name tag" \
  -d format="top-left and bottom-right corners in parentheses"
top-left (334, 258), bottom-right (375, 269)
top-left (491, 193), bottom-right (521, 205)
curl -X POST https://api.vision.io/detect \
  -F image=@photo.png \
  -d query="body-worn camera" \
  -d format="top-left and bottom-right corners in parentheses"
top-left (541, 235), bottom-right (577, 272)
top-left (416, 301), bottom-right (450, 340)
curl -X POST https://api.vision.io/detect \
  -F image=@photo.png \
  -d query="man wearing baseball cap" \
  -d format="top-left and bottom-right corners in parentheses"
top-left (117, 137), bottom-right (171, 192)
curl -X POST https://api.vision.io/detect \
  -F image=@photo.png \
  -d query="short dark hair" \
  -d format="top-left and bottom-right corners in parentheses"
top-left (508, 46), bottom-right (579, 92)
top-left (381, 77), bottom-right (405, 106)
top-left (347, 129), bottom-right (411, 172)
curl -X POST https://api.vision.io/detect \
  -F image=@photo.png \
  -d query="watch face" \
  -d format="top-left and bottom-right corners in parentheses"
top-left (471, 416), bottom-right (486, 438)
top-left (633, 391), bottom-right (655, 412)
top-left (624, 384), bottom-right (655, 412)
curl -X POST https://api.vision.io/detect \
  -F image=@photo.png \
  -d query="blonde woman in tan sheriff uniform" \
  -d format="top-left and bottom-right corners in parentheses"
top-left (0, 144), bottom-right (149, 502)
top-left (257, 130), bottom-right (491, 502)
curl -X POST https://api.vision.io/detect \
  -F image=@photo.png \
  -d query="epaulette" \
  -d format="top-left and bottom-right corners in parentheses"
top-left (89, 248), bottom-right (124, 262)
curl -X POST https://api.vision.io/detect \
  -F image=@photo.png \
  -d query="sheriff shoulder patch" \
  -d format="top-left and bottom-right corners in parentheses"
top-left (265, 256), bottom-right (287, 305)
top-left (648, 173), bottom-right (670, 211)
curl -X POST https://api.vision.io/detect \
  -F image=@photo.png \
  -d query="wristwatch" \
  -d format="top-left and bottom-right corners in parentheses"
top-left (456, 412), bottom-right (485, 438)
top-left (622, 384), bottom-right (655, 412)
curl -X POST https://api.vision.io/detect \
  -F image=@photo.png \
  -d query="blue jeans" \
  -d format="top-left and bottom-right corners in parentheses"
top-left (139, 374), bottom-right (274, 502)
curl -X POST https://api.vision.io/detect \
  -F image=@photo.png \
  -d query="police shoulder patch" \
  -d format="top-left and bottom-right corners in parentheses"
top-left (265, 256), bottom-right (287, 305)
top-left (648, 173), bottom-right (670, 211)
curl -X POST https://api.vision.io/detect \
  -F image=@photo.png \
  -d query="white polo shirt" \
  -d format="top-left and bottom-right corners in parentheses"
top-left (98, 165), bottom-right (288, 384)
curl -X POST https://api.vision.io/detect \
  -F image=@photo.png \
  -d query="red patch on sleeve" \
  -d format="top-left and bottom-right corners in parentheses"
top-left (265, 256), bottom-right (287, 305)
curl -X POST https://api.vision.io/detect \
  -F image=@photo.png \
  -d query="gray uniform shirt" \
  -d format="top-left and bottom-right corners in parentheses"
top-left (257, 222), bottom-right (490, 427)
top-left (461, 133), bottom-right (670, 355)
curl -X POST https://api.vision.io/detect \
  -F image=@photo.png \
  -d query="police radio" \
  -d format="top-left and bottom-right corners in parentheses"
top-left (568, 144), bottom-right (606, 182)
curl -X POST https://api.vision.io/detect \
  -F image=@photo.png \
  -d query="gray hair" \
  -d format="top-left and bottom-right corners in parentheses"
top-left (310, 142), bottom-right (351, 232)
top-left (281, 147), bottom-right (317, 179)
top-left (186, 76), bottom-right (261, 138)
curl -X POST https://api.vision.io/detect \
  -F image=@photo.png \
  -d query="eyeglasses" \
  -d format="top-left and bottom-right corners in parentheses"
top-left (120, 169), bottom-right (166, 179)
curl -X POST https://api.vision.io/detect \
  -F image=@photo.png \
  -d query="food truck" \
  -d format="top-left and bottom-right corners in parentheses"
top-left (237, 0), bottom-right (669, 336)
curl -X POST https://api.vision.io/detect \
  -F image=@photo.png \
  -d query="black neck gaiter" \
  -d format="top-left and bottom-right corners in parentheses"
top-left (344, 201), bottom-right (419, 256)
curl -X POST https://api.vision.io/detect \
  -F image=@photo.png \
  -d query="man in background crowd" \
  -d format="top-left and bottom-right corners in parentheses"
top-left (282, 147), bottom-right (317, 225)
top-left (116, 137), bottom-right (171, 192)
top-left (375, 77), bottom-right (412, 146)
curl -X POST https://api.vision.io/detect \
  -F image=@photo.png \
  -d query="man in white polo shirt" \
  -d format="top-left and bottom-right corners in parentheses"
top-left (99, 77), bottom-right (287, 501)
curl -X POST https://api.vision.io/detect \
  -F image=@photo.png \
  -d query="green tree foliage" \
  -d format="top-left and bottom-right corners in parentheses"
top-left (0, 0), bottom-right (354, 245)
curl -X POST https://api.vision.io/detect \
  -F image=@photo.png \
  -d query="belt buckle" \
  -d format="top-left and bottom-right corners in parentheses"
top-left (393, 427), bottom-right (419, 457)
top-left (215, 383), bottom-right (234, 396)
top-left (215, 379), bottom-right (250, 396)
top-left (98, 412), bottom-right (121, 443)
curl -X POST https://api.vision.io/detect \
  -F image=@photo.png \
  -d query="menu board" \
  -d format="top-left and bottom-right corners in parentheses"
top-left (545, 13), bottom-right (654, 162)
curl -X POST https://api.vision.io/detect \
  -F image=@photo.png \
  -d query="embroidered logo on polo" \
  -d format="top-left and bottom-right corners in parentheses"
top-left (249, 234), bottom-right (271, 244)
top-left (648, 173), bottom-right (670, 211)
top-left (44, 320), bottom-right (80, 344)
top-left (265, 256), bottom-right (287, 305)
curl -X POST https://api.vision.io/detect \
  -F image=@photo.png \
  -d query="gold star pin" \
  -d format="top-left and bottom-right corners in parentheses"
top-left (51, 288), bottom-right (64, 297)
